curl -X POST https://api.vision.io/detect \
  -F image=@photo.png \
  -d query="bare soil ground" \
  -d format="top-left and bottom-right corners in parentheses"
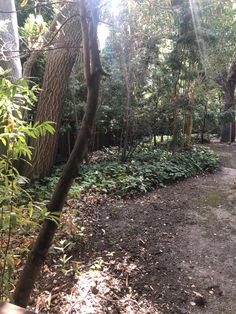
top-left (29, 143), bottom-right (236, 313)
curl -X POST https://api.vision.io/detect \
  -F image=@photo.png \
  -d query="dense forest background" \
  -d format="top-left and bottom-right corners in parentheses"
top-left (3, 0), bottom-right (236, 177)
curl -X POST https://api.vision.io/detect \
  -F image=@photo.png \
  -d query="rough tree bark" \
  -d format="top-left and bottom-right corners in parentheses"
top-left (215, 60), bottom-right (236, 142)
top-left (23, 2), bottom-right (82, 178)
top-left (23, 4), bottom-right (69, 79)
top-left (0, 0), bottom-right (22, 81)
top-left (13, 0), bottom-right (103, 307)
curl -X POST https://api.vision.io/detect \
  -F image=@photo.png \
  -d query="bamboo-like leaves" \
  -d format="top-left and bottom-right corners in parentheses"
top-left (0, 68), bottom-right (55, 300)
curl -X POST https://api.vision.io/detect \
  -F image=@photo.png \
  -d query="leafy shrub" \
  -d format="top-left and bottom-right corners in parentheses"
top-left (31, 146), bottom-right (219, 201)
top-left (0, 69), bottom-right (55, 299)
top-left (74, 147), bottom-right (219, 197)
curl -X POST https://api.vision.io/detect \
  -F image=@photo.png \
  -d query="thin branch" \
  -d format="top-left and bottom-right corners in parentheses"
top-left (1, 45), bottom-right (82, 61)
top-left (40, 14), bottom-right (80, 50)
top-left (99, 20), bottom-right (112, 26)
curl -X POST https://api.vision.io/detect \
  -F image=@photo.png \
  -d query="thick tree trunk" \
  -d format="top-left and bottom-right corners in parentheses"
top-left (13, 0), bottom-right (102, 307)
top-left (0, 0), bottom-right (22, 81)
top-left (220, 87), bottom-right (236, 143)
top-left (220, 80), bottom-right (235, 142)
top-left (221, 121), bottom-right (235, 143)
top-left (23, 4), bottom-right (68, 79)
top-left (24, 3), bottom-right (82, 178)
top-left (216, 61), bottom-right (236, 142)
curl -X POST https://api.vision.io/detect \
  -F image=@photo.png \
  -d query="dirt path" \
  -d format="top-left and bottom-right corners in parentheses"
top-left (33, 143), bottom-right (236, 313)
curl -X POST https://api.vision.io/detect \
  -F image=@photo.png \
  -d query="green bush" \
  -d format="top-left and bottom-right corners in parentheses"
top-left (30, 146), bottom-right (219, 200)
top-left (75, 146), bottom-right (219, 197)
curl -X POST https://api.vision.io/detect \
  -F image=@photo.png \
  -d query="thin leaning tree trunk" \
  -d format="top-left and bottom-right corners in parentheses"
top-left (13, 0), bottom-right (103, 307)
top-left (24, 2), bottom-right (82, 178)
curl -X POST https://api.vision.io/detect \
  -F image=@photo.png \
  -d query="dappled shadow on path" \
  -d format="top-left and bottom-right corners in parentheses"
top-left (30, 143), bottom-right (236, 314)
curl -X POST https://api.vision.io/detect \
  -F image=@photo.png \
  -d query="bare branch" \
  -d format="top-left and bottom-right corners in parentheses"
top-left (1, 45), bottom-right (82, 61)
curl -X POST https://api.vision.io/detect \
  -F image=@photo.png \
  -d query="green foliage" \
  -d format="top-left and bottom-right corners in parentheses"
top-left (75, 147), bottom-right (218, 197)
top-left (0, 69), bottom-right (55, 300)
top-left (219, 108), bottom-right (235, 124)
top-left (31, 146), bottom-right (219, 201)
top-left (20, 13), bottom-right (47, 40)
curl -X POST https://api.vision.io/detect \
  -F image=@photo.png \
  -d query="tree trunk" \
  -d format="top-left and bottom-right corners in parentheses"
top-left (171, 109), bottom-right (178, 152)
top-left (200, 104), bottom-right (207, 144)
top-left (0, 0), bottom-right (22, 81)
top-left (153, 134), bottom-right (157, 146)
top-left (121, 82), bottom-right (131, 161)
top-left (220, 80), bottom-right (235, 142)
top-left (184, 113), bottom-right (193, 147)
top-left (13, 0), bottom-right (102, 307)
top-left (216, 61), bottom-right (236, 142)
top-left (0, 0), bottom-right (22, 156)
top-left (23, 3), bottom-right (68, 79)
top-left (23, 3), bottom-right (82, 178)
top-left (221, 122), bottom-right (235, 143)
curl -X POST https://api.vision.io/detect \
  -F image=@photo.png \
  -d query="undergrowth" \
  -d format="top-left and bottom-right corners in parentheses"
top-left (29, 146), bottom-right (219, 200)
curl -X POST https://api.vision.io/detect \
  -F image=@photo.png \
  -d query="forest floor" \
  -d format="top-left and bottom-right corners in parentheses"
top-left (29, 143), bottom-right (236, 314)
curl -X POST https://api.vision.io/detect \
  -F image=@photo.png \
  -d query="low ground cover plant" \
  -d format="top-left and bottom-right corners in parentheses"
top-left (30, 146), bottom-right (219, 200)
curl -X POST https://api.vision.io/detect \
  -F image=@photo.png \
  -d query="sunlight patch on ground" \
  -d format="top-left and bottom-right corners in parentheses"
top-left (64, 256), bottom-right (160, 314)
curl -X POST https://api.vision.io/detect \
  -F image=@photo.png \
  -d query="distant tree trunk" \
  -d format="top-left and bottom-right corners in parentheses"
top-left (121, 79), bottom-right (132, 161)
top-left (153, 134), bottom-right (157, 146)
top-left (200, 104), bottom-right (207, 144)
top-left (215, 60), bottom-right (236, 142)
top-left (13, 0), bottom-right (103, 307)
top-left (112, 8), bottom-right (134, 162)
top-left (220, 80), bottom-right (235, 142)
top-left (23, 3), bottom-right (82, 178)
top-left (184, 113), bottom-right (193, 147)
top-left (0, 0), bottom-right (22, 81)
top-left (171, 109), bottom-right (178, 152)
